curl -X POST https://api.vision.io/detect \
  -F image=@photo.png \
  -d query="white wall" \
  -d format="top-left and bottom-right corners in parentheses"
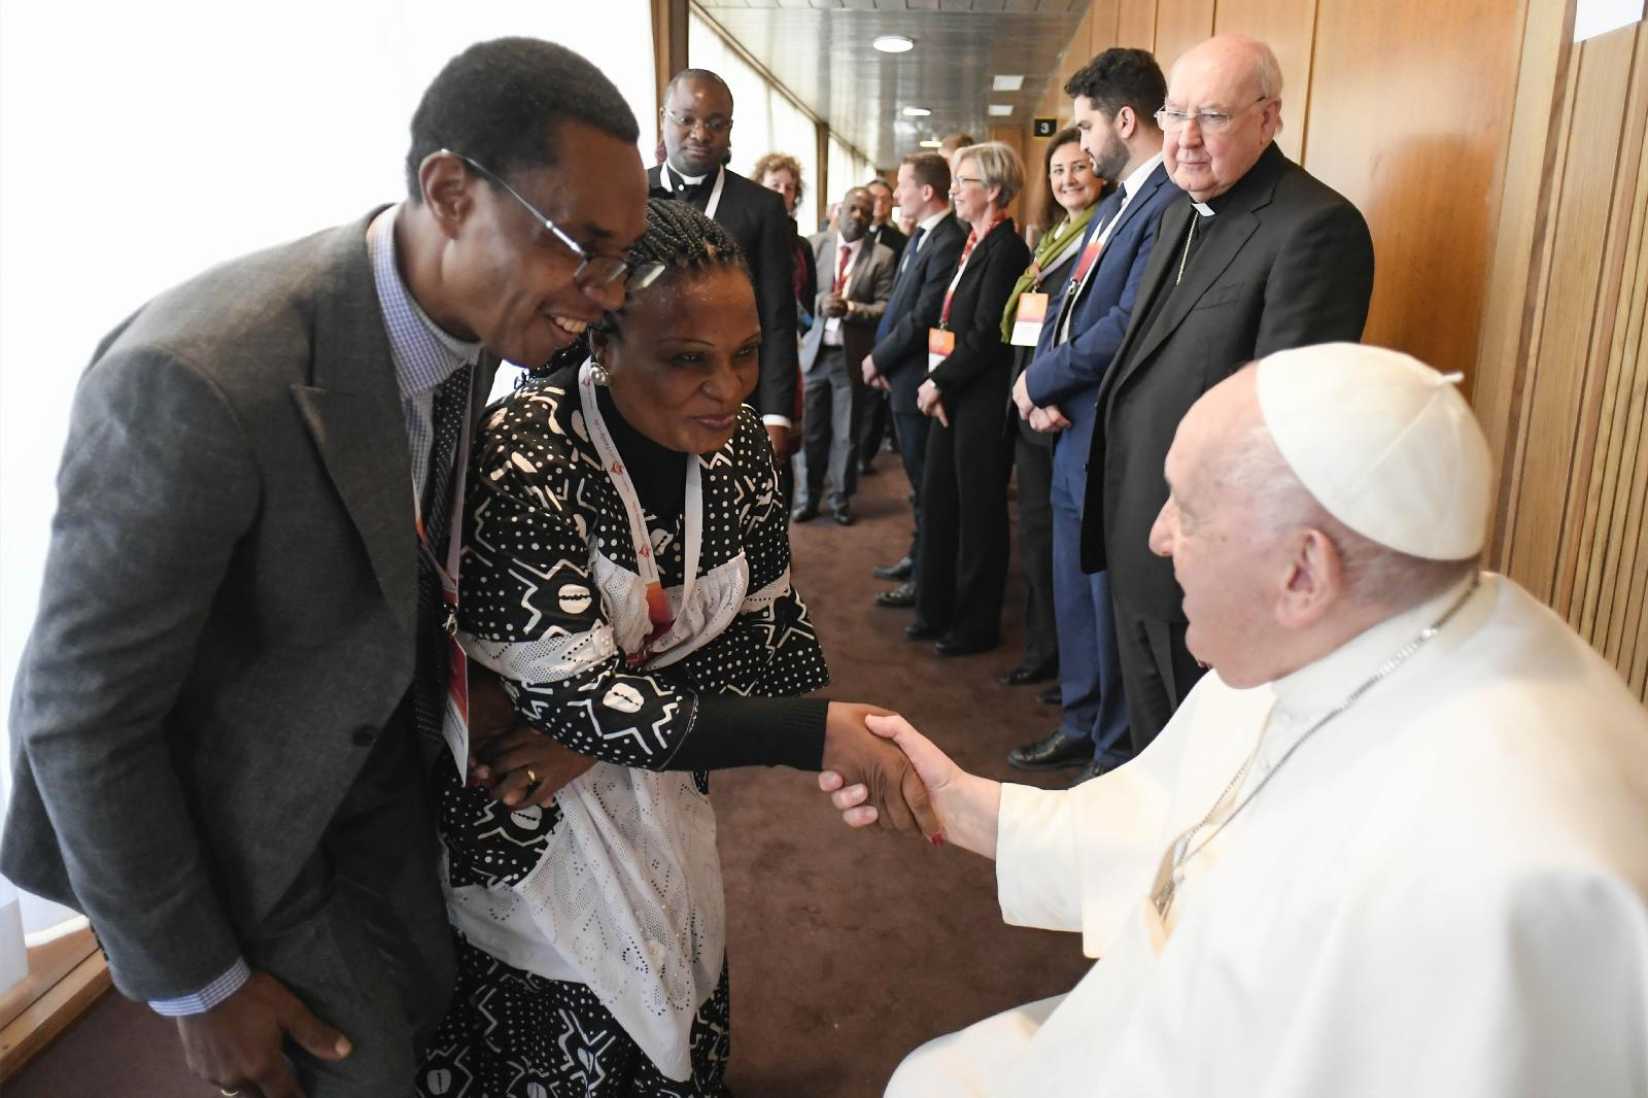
top-left (0, 0), bottom-right (655, 980)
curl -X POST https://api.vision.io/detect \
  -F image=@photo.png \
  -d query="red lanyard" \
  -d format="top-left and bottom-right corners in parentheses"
top-left (834, 241), bottom-right (852, 292)
top-left (939, 215), bottom-right (1003, 330)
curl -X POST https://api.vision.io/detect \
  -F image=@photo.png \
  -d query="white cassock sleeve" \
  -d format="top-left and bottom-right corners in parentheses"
top-left (996, 684), bottom-right (1216, 955)
top-left (1257, 859), bottom-right (1648, 1097)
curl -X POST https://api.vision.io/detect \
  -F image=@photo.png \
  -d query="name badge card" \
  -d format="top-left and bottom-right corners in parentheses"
top-left (927, 328), bottom-right (955, 372)
top-left (1009, 292), bottom-right (1049, 347)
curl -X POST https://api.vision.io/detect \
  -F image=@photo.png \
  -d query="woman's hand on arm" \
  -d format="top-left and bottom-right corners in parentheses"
top-left (820, 713), bottom-right (1002, 860)
top-left (466, 662), bottom-right (595, 807)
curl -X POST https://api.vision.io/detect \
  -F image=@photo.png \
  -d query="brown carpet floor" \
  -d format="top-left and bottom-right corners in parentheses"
top-left (7, 453), bottom-right (1090, 1097)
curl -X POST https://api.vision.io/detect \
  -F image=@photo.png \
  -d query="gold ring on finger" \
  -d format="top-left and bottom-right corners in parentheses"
top-left (526, 768), bottom-right (539, 786)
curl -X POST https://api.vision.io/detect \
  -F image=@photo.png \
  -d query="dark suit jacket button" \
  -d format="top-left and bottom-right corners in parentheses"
top-left (351, 727), bottom-right (376, 746)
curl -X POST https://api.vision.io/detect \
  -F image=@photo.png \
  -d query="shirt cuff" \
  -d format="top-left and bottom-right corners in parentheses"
top-left (762, 415), bottom-right (793, 429)
top-left (148, 957), bottom-right (250, 1017)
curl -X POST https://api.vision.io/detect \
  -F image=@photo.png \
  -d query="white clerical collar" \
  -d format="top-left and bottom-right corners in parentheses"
top-left (1191, 200), bottom-right (1216, 217)
top-left (671, 165), bottom-right (708, 186)
top-left (1120, 151), bottom-right (1164, 199)
top-left (1267, 571), bottom-right (1489, 721)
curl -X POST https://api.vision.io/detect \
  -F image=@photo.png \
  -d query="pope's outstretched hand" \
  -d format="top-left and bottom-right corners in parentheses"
top-left (819, 713), bottom-right (1003, 859)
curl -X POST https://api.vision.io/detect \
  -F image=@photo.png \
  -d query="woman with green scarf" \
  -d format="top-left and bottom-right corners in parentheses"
top-left (996, 128), bottom-right (1108, 692)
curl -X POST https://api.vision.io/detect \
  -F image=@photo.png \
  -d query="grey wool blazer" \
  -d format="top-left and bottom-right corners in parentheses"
top-left (2, 209), bottom-right (488, 1001)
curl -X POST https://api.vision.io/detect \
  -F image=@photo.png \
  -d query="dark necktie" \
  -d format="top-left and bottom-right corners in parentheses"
top-left (876, 225), bottom-right (929, 345)
top-left (413, 361), bottom-right (475, 746)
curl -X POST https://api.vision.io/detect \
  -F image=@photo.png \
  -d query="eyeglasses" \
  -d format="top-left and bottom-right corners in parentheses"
top-left (442, 150), bottom-right (665, 291)
top-left (1154, 96), bottom-right (1270, 134)
top-left (952, 175), bottom-right (986, 189)
top-left (661, 108), bottom-right (731, 136)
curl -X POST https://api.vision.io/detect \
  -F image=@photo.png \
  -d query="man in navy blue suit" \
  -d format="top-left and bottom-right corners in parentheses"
top-left (1006, 49), bottom-right (1180, 784)
top-left (862, 153), bottom-right (968, 608)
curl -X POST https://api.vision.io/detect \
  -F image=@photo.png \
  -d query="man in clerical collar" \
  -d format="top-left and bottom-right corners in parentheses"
top-left (1079, 34), bottom-right (1375, 755)
top-left (649, 68), bottom-right (801, 470)
top-left (824, 342), bottom-right (1648, 1097)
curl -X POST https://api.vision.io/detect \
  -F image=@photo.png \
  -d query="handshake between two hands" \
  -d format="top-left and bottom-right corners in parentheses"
top-left (467, 669), bottom-right (966, 851)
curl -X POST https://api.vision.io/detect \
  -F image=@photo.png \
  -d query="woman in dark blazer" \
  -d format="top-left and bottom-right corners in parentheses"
top-left (910, 141), bottom-right (1032, 655)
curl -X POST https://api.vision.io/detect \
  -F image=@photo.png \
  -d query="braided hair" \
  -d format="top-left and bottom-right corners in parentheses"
top-left (538, 198), bottom-right (750, 374)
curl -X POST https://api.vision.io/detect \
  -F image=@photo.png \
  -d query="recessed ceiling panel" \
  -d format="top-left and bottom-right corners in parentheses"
top-left (695, 1), bottom-right (1087, 168)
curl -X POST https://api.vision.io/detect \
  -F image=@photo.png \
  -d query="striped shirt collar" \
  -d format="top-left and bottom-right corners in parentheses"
top-left (367, 204), bottom-right (480, 400)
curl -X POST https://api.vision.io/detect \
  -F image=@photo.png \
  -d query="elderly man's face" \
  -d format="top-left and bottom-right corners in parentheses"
top-left (1161, 42), bottom-right (1280, 202)
top-left (838, 188), bottom-right (874, 243)
top-left (1149, 373), bottom-right (1281, 686)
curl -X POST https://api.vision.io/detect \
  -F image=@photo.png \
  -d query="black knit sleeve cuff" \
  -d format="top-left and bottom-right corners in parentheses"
top-left (669, 696), bottom-right (829, 772)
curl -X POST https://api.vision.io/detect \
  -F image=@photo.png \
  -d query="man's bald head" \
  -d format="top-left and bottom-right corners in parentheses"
top-left (1161, 34), bottom-right (1284, 201)
top-left (1152, 364), bottom-right (1478, 687)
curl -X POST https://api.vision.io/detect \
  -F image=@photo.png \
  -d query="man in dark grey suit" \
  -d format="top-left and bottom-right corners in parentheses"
top-left (795, 186), bottom-right (896, 526)
top-left (863, 153), bottom-right (968, 608)
top-left (1, 39), bottom-right (648, 1098)
top-left (1082, 34), bottom-right (1376, 749)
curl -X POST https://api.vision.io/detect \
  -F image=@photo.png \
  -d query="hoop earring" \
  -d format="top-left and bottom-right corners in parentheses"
top-left (589, 362), bottom-right (611, 386)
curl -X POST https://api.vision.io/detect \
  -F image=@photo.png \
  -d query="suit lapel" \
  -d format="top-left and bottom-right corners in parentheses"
top-left (1126, 207), bottom-right (1259, 375)
top-left (290, 214), bottom-right (419, 637)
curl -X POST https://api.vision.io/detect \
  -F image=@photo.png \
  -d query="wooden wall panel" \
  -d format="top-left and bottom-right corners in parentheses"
top-left (1117, 0), bottom-right (1156, 50)
top-left (1504, 29), bottom-right (1640, 597)
top-left (1212, 0), bottom-right (1317, 162)
top-left (1088, 0), bottom-right (1121, 55)
top-left (1303, 0), bottom-right (1523, 391)
top-left (1151, 0), bottom-right (1214, 71)
top-left (1481, 15), bottom-right (1648, 703)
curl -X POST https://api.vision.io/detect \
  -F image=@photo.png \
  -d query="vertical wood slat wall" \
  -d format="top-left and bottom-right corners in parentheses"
top-left (1021, 0), bottom-right (1648, 701)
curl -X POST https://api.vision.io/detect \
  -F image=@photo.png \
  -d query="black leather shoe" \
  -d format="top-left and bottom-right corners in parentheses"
top-left (905, 620), bottom-right (942, 641)
top-left (998, 661), bottom-right (1058, 687)
top-left (791, 502), bottom-right (820, 522)
top-left (1008, 728), bottom-right (1094, 771)
top-left (859, 458), bottom-right (877, 475)
top-left (1038, 684), bottom-right (1062, 706)
top-left (875, 581), bottom-right (917, 608)
top-left (831, 503), bottom-right (855, 526)
top-left (935, 636), bottom-right (997, 658)
top-left (872, 556), bottom-right (914, 581)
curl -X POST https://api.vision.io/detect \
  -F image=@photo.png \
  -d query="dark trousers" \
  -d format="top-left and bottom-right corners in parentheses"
top-left (1112, 599), bottom-right (1207, 753)
top-left (800, 346), bottom-right (866, 509)
top-left (1052, 466), bottom-right (1129, 759)
top-left (915, 379), bottom-right (1011, 648)
top-left (858, 390), bottom-right (893, 466)
top-left (1013, 430), bottom-right (1058, 671)
top-left (892, 408), bottom-right (931, 571)
top-left (249, 717), bottom-right (456, 1095)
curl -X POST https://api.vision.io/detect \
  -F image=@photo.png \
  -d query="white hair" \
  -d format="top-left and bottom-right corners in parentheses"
top-left (1219, 419), bottom-right (1477, 609)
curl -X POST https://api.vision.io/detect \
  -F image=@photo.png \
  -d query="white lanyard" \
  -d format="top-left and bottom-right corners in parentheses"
top-left (577, 360), bottom-right (703, 662)
top-left (662, 165), bottom-right (726, 221)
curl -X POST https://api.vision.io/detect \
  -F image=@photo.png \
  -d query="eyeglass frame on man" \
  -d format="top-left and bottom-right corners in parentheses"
top-left (660, 107), bottom-right (732, 137)
top-left (1154, 95), bottom-right (1272, 134)
top-left (439, 149), bottom-right (665, 291)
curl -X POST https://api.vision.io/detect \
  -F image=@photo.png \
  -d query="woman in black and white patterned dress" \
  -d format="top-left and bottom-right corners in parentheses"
top-left (416, 200), bottom-right (934, 1098)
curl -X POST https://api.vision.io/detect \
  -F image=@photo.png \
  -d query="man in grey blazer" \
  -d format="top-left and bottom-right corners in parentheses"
top-left (794, 186), bottom-right (896, 526)
top-left (1082, 34), bottom-right (1375, 750)
top-left (1, 39), bottom-right (648, 1097)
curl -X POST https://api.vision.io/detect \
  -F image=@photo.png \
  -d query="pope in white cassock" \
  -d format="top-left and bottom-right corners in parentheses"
top-left (821, 343), bottom-right (1648, 1097)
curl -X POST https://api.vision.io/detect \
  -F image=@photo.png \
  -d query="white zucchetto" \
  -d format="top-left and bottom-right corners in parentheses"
top-left (1255, 343), bottom-right (1493, 560)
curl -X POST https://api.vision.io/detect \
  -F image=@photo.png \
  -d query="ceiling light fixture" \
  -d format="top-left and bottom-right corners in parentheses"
top-left (992, 74), bottom-right (1025, 91)
top-left (873, 34), bottom-right (915, 53)
top-left (988, 104), bottom-right (1013, 117)
top-left (902, 106), bottom-right (932, 117)
top-left (918, 139), bottom-right (943, 148)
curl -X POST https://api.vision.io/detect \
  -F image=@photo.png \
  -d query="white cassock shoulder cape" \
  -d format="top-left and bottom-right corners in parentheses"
top-left (889, 574), bottom-right (1648, 1098)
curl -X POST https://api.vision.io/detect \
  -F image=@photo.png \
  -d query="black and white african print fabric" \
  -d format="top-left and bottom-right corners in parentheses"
top-left (417, 937), bottom-right (731, 1098)
top-left (427, 365), bottom-right (827, 1091)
